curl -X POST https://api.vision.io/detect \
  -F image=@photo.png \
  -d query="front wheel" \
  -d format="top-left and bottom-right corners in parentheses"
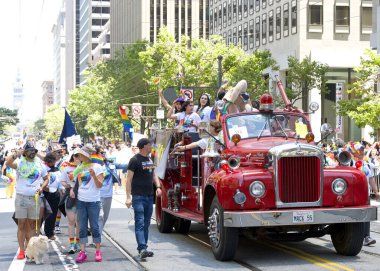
top-left (155, 195), bottom-right (173, 233)
top-left (208, 196), bottom-right (239, 261)
top-left (330, 222), bottom-right (365, 256)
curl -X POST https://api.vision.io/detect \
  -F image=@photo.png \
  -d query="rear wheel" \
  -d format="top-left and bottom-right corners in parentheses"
top-left (330, 222), bottom-right (365, 256)
top-left (208, 196), bottom-right (239, 261)
top-left (155, 195), bottom-right (173, 233)
top-left (174, 218), bottom-right (191, 234)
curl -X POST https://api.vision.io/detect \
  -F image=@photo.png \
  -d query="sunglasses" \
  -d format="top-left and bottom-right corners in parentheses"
top-left (100, 151), bottom-right (106, 155)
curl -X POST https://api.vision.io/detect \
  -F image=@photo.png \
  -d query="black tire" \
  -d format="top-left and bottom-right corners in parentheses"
top-left (330, 222), bottom-right (365, 256)
top-left (208, 196), bottom-right (239, 261)
top-left (155, 195), bottom-right (173, 233)
top-left (174, 218), bottom-right (191, 234)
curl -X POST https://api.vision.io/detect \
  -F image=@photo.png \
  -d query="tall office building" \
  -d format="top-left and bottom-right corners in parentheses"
top-left (211, 0), bottom-right (373, 142)
top-left (52, 0), bottom-right (77, 107)
top-left (41, 81), bottom-right (55, 116)
top-left (110, 0), bottom-right (209, 57)
top-left (13, 70), bottom-right (24, 112)
top-left (78, 0), bottom-right (110, 84)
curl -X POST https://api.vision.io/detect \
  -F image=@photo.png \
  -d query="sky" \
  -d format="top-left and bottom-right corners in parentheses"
top-left (0, 0), bottom-right (61, 123)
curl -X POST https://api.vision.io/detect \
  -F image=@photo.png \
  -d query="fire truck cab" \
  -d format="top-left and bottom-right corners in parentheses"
top-left (152, 87), bottom-right (377, 261)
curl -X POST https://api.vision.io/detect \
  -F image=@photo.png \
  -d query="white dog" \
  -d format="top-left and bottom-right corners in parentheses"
top-left (25, 235), bottom-right (49, 264)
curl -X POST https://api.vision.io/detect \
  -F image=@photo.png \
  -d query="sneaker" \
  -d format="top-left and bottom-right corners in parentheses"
top-left (55, 226), bottom-right (61, 234)
top-left (138, 249), bottom-right (149, 260)
top-left (364, 236), bottom-right (376, 246)
top-left (95, 250), bottom-right (102, 262)
top-left (75, 243), bottom-right (80, 252)
top-left (17, 249), bottom-right (25, 260)
top-left (75, 251), bottom-right (87, 263)
top-left (68, 244), bottom-right (76, 254)
top-left (138, 249), bottom-right (154, 257)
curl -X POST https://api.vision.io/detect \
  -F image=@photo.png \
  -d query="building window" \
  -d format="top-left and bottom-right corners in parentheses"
top-left (223, 32), bottom-right (227, 45)
top-left (255, 16), bottom-right (260, 47)
top-left (228, 0), bottom-right (232, 26)
top-left (244, 0), bottom-right (248, 17)
top-left (291, 0), bottom-right (297, 34)
top-left (219, 4), bottom-right (222, 30)
top-left (263, 0), bottom-right (267, 9)
top-left (233, 27), bottom-right (237, 45)
top-left (238, 0), bottom-right (242, 20)
top-left (262, 13), bottom-right (267, 45)
top-left (223, 2), bottom-right (227, 27)
top-left (269, 10), bottom-right (274, 42)
top-left (163, 0), bottom-right (167, 26)
top-left (150, 0), bottom-right (154, 43)
top-left (255, 0), bottom-right (260, 12)
top-left (276, 6), bottom-right (281, 39)
top-left (249, 19), bottom-right (254, 48)
top-left (233, 0), bottom-right (237, 23)
top-left (214, 8), bottom-right (218, 31)
top-left (188, 1), bottom-right (191, 40)
top-left (200, 0), bottom-right (204, 37)
top-left (361, 2), bottom-right (372, 34)
top-left (335, 0), bottom-right (350, 33)
top-left (210, 11), bottom-right (213, 34)
top-left (228, 29), bottom-right (232, 45)
top-left (243, 22), bottom-right (248, 50)
top-left (308, 1), bottom-right (323, 33)
top-left (269, 0), bottom-right (273, 5)
top-left (238, 24), bottom-right (242, 47)
top-left (181, 0), bottom-right (186, 37)
top-left (283, 3), bottom-right (289, 37)
top-left (249, 0), bottom-right (254, 14)
top-left (175, 0), bottom-right (179, 41)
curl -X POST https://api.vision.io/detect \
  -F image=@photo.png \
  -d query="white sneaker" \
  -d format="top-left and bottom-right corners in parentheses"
top-left (54, 226), bottom-right (61, 234)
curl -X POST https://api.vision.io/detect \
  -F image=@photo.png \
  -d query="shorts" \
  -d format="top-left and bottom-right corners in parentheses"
top-left (65, 198), bottom-right (77, 213)
top-left (15, 194), bottom-right (41, 219)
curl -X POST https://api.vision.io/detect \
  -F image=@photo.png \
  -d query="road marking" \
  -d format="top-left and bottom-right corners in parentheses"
top-left (51, 237), bottom-right (79, 271)
top-left (8, 249), bottom-right (25, 271)
top-left (257, 240), bottom-right (354, 271)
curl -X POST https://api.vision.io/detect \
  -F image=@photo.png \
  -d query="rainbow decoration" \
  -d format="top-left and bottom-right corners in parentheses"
top-left (119, 105), bottom-right (133, 140)
top-left (90, 154), bottom-right (104, 166)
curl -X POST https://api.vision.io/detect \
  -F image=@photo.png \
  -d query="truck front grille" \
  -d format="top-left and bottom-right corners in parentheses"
top-left (277, 156), bottom-right (320, 203)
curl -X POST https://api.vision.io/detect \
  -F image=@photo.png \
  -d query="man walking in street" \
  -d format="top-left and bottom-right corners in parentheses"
top-left (125, 138), bottom-right (162, 260)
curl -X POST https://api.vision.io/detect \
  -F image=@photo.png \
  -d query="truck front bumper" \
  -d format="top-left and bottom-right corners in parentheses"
top-left (223, 206), bottom-right (377, 227)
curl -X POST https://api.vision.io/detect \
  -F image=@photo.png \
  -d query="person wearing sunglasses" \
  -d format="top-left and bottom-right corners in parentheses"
top-left (70, 146), bottom-right (105, 263)
top-left (5, 142), bottom-right (49, 260)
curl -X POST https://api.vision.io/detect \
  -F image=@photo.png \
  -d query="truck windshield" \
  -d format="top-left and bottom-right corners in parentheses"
top-left (226, 113), bottom-right (310, 140)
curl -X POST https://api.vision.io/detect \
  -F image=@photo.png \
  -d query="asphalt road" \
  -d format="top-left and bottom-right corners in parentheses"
top-left (2, 185), bottom-right (380, 271)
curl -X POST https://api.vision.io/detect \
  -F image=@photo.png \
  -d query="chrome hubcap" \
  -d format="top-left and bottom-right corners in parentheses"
top-left (207, 207), bottom-right (220, 247)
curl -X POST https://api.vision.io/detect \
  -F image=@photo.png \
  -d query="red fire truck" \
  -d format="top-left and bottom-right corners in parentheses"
top-left (152, 80), bottom-right (377, 261)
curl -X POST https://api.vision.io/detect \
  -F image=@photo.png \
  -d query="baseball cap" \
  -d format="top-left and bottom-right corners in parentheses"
top-left (23, 141), bottom-right (37, 152)
top-left (137, 138), bottom-right (152, 149)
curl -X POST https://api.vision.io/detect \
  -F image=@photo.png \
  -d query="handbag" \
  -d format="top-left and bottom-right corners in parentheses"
top-left (66, 180), bottom-right (79, 209)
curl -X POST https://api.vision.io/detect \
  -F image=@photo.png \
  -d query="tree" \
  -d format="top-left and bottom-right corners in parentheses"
top-left (43, 105), bottom-right (65, 141)
top-left (30, 119), bottom-right (46, 139)
top-left (0, 107), bottom-right (19, 132)
top-left (337, 49), bottom-right (380, 130)
top-left (286, 55), bottom-right (329, 111)
top-left (139, 27), bottom-right (278, 100)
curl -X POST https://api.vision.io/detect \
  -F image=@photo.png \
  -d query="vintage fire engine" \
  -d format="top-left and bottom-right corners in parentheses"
top-left (152, 80), bottom-right (377, 261)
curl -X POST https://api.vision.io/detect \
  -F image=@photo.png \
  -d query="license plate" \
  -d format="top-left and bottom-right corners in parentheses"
top-left (292, 211), bottom-right (314, 223)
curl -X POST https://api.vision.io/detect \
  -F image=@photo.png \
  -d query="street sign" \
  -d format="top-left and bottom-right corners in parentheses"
top-left (336, 83), bottom-right (343, 135)
top-left (156, 107), bottom-right (165, 119)
top-left (181, 89), bottom-right (193, 101)
top-left (132, 103), bottom-right (142, 118)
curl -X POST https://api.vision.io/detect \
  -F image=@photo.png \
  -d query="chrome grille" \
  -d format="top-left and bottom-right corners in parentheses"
top-left (278, 156), bottom-right (320, 203)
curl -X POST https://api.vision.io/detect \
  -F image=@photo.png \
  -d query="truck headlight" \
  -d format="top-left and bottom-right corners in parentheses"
top-left (331, 178), bottom-right (347, 195)
top-left (249, 181), bottom-right (266, 198)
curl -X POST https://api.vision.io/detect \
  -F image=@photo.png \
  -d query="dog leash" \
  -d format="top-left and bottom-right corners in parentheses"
top-left (34, 191), bottom-right (39, 234)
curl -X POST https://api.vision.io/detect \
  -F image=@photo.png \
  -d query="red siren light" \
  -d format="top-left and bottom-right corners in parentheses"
top-left (355, 160), bottom-right (362, 169)
top-left (259, 94), bottom-right (274, 111)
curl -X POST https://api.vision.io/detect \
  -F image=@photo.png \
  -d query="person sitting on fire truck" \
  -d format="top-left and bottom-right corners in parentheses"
top-left (172, 120), bottom-right (222, 152)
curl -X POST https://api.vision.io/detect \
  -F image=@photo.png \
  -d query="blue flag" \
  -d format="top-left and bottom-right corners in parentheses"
top-left (59, 109), bottom-right (77, 144)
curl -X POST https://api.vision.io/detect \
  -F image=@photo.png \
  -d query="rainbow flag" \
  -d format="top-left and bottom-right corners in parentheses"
top-left (90, 154), bottom-right (104, 166)
top-left (119, 105), bottom-right (133, 140)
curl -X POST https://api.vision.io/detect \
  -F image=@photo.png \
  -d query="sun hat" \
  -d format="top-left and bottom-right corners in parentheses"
top-left (174, 96), bottom-right (185, 103)
top-left (73, 146), bottom-right (93, 159)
